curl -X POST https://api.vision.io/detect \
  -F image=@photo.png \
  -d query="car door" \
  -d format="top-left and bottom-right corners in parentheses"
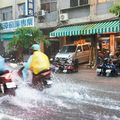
top-left (82, 45), bottom-right (90, 62)
top-left (75, 46), bottom-right (84, 63)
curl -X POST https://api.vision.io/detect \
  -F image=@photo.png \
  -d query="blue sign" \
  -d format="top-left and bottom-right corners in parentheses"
top-left (26, 0), bottom-right (34, 16)
top-left (1, 17), bottom-right (34, 31)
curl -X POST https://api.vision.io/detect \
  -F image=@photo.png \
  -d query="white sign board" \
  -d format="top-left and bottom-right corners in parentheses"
top-left (1, 17), bottom-right (34, 31)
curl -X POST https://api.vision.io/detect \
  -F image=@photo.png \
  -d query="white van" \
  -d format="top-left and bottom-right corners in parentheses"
top-left (55, 43), bottom-right (91, 64)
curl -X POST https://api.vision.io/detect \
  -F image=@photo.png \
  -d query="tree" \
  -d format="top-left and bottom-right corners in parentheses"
top-left (109, 2), bottom-right (120, 20)
top-left (8, 27), bottom-right (50, 61)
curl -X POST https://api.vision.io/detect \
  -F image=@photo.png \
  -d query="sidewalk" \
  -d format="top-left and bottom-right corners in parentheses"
top-left (73, 63), bottom-right (120, 86)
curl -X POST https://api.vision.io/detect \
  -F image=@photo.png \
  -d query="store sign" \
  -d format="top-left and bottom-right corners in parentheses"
top-left (1, 17), bottom-right (34, 31)
top-left (74, 39), bottom-right (86, 45)
top-left (26, 0), bottom-right (34, 16)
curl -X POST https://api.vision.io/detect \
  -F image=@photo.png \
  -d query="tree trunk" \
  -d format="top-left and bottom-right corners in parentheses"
top-left (16, 47), bottom-right (24, 62)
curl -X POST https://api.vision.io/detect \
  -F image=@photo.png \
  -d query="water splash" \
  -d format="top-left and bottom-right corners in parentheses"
top-left (0, 72), bottom-right (120, 119)
top-left (0, 113), bottom-right (22, 120)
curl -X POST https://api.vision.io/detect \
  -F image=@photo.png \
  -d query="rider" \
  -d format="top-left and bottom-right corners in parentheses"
top-left (0, 56), bottom-right (5, 75)
top-left (0, 55), bottom-right (9, 75)
top-left (22, 44), bottom-right (50, 82)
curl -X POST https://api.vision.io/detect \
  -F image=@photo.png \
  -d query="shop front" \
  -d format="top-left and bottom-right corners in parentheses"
top-left (50, 20), bottom-right (120, 65)
top-left (0, 17), bottom-right (34, 53)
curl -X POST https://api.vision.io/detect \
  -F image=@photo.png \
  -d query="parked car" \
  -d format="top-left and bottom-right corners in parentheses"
top-left (55, 42), bottom-right (91, 64)
top-left (52, 43), bottom-right (90, 73)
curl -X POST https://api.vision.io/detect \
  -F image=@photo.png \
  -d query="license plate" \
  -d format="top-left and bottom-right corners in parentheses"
top-left (63, 70), bottom-right (67, 73)
top-left (106, 69), bottom-right (111, 73)
top-left (47, 80), bottom-right (53, 85)
top-left (96, 69), bottom-right (101, 72)
top-left (6, 82), bottom-right (16, 88)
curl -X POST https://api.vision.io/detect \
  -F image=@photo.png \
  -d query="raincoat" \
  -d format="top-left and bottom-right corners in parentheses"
top-left (30, 51), bottom-right (50, 74)
top-left (0, 56), bottom-right (5, 73)
top-left (22, 55), bottom-right (32, 81)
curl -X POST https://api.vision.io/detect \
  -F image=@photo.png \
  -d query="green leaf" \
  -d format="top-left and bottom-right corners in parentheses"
top-left (8, 27), bottom-right (51, 59)
top-left (109, 2), bottom-right (120, 17)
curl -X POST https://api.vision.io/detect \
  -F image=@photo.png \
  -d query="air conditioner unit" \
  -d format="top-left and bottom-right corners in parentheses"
top-left (38, 10), bottom-right (45, 16)
top-left (60, 13), bottom-right (68, 21)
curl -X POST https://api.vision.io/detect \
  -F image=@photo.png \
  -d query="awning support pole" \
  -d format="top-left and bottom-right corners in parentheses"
top-left (110, 34), bottom-right (115, 55)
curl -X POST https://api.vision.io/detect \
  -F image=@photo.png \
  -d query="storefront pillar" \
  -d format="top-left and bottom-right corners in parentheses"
top-left (60, 37), bottom-right (66, 47)
top-left (110, 34), bottom-right (115, 55)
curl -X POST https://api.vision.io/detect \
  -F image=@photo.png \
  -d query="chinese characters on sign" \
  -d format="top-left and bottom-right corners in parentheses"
top-left (1, 17), bottom-right (34, 31)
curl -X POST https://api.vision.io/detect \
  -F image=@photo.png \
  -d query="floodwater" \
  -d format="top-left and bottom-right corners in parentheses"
top-left (0, 70), bottom-right (120, 120)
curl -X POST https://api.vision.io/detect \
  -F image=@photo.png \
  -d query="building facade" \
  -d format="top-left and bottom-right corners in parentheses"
top-left (0, 0), bottom-right (120, 58)
top-left (37, 0), bottom-right (120, 58)
top-left (0, 0), bottom-right (36, 55)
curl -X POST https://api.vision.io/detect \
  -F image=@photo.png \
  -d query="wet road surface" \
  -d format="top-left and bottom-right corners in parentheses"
top-left (0, 69), bottom-right (120, 120)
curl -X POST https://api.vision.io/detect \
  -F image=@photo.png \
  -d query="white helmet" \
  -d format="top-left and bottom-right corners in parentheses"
top-left (31, 44), bottom-right (40, 50)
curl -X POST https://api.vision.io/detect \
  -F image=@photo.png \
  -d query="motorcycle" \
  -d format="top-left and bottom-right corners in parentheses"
top-left (112, 57), bottom-right (120, 73)
top-left (63, 60), bottom-right (79, 73)
top-left (96, 58), bottom-right (118, 77)
top-left (18, 67), bottom-right (53, 90)
top-left (0, 70), bottom-right (16, 96)
top-left (52, 58), bottom-right (79, 73)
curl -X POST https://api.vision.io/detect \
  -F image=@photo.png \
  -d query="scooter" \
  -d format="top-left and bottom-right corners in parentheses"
top-left (0, 70), bottom-right (16, 96)
top-left (96, 58), bottom-right (118, 77)
top-left (52, 59), bottom-right (79, 73)
top-left (112, 57), bottom-right (120, 73)
top-left (18, 67), bottom-right (53, 90)
top-left (63, 60), bottom-right (79, 73)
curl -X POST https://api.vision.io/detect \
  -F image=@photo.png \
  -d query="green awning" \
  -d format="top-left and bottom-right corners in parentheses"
top-left (0, 32), bottom-right (15, 40)
top-left (50, 20), bottom-right (120, 37)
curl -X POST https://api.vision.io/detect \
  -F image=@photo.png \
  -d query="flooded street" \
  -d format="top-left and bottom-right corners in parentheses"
top-left (0, 69), bottom-right (120, 120)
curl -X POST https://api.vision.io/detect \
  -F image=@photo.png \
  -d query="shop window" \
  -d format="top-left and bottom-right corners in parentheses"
top-left (79, 0), bottom-right (88, 5)
top-left (18, 3), bottom-right (25, 17)
top-left (41, 2), bottom-right (57, 13)
top-left (3, 13), bottom-right (6, 21)
top-left (70, 0), bottom-right (88, 7)
top-left (0, 7), bottom-right (12, 21)
top-left (50, 2), bottom-right (57, 12)
top-left (70, 0), bottom-right (78, 7)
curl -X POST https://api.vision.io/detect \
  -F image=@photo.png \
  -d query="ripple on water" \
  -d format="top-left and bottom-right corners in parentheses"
top-left (0, 73), bottom-right (120, 119)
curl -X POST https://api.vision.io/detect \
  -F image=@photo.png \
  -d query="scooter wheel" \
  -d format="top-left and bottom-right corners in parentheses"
top-left (6, 88), bottom-right (16, 96)
top-left (97, 73), bottom-right (101, 76)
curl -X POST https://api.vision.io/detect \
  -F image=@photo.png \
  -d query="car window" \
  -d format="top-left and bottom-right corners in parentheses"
top-left (59, 45), bottom-right (77, 53)
top-left (83, 45), bottom-right (89, 51)
top-left (77, 46), bottom-right (82, 52)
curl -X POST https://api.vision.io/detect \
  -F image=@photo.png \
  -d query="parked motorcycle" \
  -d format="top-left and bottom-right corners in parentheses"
top-left (0, 70), bottom-right (16, 96)
top-left (112, 57), bottom-right (120, 73)
top-left (96, 58), bottom-right (118, 77)
top-left (52, 58), bottom-right (79, 73)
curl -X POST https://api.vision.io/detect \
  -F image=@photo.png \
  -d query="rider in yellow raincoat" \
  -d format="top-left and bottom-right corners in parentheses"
top-left (30, 44), bottom-right (50, 75)
top-left (22, 44), bottom-right (50, 81)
